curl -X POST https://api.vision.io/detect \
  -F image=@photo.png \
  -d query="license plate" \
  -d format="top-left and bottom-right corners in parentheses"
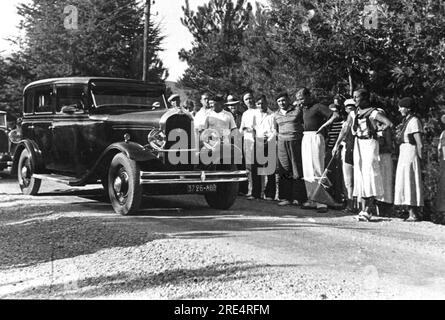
top-left (186, 184), bottom-right (217, 193)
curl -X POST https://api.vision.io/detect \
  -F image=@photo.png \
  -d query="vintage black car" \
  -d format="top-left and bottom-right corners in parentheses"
top-left (0, 111), bottom-right (14, 171)
top-left (9, 77), bottom-right (247, 214)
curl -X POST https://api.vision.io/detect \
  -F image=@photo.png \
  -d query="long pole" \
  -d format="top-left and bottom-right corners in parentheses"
top-left (142, 0), bottom-right (151, 81)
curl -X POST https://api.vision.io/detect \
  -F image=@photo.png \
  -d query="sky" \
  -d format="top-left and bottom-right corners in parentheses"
top-left (0, 0), bottom-right (266, 82)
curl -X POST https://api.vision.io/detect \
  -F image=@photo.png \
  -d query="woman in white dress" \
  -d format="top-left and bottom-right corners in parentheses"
top-left (351, 89), bottom-right (393, 221)
top-left (394, 97), bottom-right (424, 222)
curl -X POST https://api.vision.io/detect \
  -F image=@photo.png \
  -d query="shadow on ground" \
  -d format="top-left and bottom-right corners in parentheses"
top-left (2, 261), bottom-right (299, 299)
top-left (0, 186), bottom-right (375, 270)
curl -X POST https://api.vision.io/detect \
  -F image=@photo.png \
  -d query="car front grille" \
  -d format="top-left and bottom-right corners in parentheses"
top-left (164, 113), bottom-right (195, 168)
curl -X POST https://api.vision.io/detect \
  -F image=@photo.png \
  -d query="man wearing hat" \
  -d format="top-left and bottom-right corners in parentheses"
top-left (273, 92), bottom-right (307, 206)
top-left (324, 98), bottom-right (348, 205)
top-left (225, 94), bottom-right (246, 128)
top-left (168, 94), bottom-right (181, 109)
top-left (332, 98), bottom-right (357, 213)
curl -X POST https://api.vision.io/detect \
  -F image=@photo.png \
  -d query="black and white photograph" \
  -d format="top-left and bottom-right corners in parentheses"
top-left (1, 0), bottom-right (445, 304)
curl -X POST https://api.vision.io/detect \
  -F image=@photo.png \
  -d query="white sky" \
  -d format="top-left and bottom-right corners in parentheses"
top-left (0, 0), bottom-right (266, 82)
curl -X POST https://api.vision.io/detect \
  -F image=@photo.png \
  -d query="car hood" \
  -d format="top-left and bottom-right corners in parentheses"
top-left (91, 109), bottom-right (168, 128)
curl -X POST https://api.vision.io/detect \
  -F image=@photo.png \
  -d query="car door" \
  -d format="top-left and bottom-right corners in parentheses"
top-left (25, 85), bottom-right (57, 171)
top-left (51, 84), bottom-right (90, 175)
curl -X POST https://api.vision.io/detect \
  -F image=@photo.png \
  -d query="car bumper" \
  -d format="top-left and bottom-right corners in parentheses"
top-left (140, 170), bottom-right (248, 184)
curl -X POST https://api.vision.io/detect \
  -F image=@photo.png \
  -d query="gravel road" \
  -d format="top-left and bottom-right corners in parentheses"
top-left (1, 170), bottom-right (445, 300)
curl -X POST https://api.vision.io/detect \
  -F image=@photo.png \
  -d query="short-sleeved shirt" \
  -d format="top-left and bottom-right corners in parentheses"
top-left (273, 106), bottom-right (304, 141)
top-left (403, 116), bottom-right (423, 144)
top-left (240, 108), bottom-right (261, 141)
top-left (302, 103), bottom-right (333, 131)
top-left (326, 118), bottom-right (345, 148)
top-left (194, 107), bottom-right (212, 131)
top-left (204, 110), bottom-right (236, 138)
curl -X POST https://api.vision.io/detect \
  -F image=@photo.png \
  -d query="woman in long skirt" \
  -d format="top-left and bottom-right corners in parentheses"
top-left (394, 97), bottom-right (424, 221)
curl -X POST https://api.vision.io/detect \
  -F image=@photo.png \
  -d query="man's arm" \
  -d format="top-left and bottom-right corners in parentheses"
top-left (316, 104), bottom-right (339, 134)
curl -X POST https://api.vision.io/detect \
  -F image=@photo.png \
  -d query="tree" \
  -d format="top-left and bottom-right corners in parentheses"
top-left (11, 0), bottom-right (166, 80)
top-left (179, 0), bottom-right (252, 96)
top-left (1, 0), bottom-right (168, 117)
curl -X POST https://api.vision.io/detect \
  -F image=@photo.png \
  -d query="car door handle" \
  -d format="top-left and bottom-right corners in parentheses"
top-left (28, 125), bottom-right (34, 129)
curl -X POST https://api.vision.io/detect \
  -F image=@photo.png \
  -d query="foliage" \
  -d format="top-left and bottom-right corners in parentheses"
top-left (1, 0), bottom-right (167, 117)
top-left (179, 0), bottom-right (253, 96)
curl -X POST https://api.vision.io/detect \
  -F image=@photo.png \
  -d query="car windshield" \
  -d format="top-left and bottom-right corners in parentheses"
top-left (90, 81), bottom-right (167, 110)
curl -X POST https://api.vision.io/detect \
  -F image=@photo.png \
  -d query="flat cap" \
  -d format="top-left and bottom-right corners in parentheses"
top-left (275, 92), bottom-right (288, 101)
top-left (344, 98), bottom-right (356, 107)
top-left (168, 94), bottom-right (180, 102)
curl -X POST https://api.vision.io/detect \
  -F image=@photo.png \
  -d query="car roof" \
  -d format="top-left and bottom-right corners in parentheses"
top-left (24, 77), bottom-right (165, 92)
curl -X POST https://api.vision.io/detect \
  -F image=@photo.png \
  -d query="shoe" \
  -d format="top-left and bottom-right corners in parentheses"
top-left (404, 216), bottom-right (419, 222)
top-left (246, 196), bottom-right (256, 200)
top-left (292, 200), bottom-right (300, 206)
top-left (263, 196), bottom-right (274, 201)
top-left (278, 200), bottom-right (291, 206)
top-left (317, 207), bottom-right (328, 213)
top-left (302, 201), bottom-right (316, 209)
top-left (356, 211), bottom-right (372, 222)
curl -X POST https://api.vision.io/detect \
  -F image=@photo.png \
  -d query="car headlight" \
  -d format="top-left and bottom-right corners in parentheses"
top-left (200, 128), bottom-right (221, 150)
top-left (147, 129), bottom-right (166, 150)
top-left (8, 129), bottom-right (22, 144)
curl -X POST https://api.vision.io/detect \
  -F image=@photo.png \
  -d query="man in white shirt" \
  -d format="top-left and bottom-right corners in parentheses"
top-left (240, 92), bottom-right (262, 200)
top-left (255, 95), bottom-right (278, 201)
top-left (194, 92), bottom-right (212, 132)
top-left (204, 94), bottom-right (237, 143)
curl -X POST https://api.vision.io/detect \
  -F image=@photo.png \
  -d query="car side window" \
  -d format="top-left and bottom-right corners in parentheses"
top-left (56, 85), bottom-right (86, 113)
top-left (24, 90), bottom-right (34, 114)
top-left (34, 86), bottom-right (53, 113)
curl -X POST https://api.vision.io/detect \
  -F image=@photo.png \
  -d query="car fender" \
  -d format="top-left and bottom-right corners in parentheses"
top-left (100, 141), bottom-right (158, 162)
top-left (11, 140), bottom-right (45, 175)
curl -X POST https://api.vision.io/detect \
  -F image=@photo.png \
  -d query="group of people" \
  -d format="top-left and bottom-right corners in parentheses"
top-left (166, 88), bottom-right (445, 222)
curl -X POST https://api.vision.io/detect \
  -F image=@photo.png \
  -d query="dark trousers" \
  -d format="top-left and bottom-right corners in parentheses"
top-left (277, 138), bottom-right (307, 202)
top-left (325, 146), bottom-right (344, 203)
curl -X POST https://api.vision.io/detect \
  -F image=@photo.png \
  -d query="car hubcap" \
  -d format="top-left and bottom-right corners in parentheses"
top-left (113, 169), bottom-right (129, 204)
top-left (20, 160), bottom-right (31, 186)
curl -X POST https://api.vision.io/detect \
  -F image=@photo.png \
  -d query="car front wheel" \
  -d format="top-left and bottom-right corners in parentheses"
top-left (204, 165), bottom-right (239, 210)
top-left (108, 153), bottom-right (142, 215)
top-left (17, 149), bottom-right (41, 195)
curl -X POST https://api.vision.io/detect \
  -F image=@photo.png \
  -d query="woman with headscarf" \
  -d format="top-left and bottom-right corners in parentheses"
top-left (394, 97), bottom-right (424, 221)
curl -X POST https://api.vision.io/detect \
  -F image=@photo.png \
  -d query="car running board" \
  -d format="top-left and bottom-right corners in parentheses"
top-left (32, 173), bottom-right (91, 186)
